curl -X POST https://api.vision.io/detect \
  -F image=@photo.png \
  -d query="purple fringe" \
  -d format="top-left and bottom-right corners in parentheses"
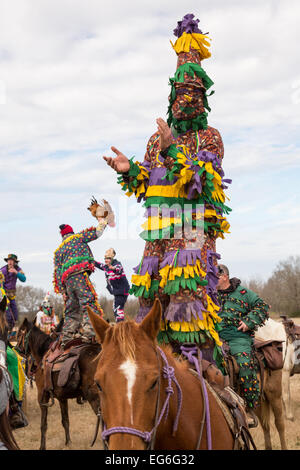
top-left (173, 14), bottom-right (203, 37)
top-left (205, 250), bottom-right (221, 306)
top-left (160, 249), bottom-right (203, 269)
top-left (135, 306), bottom-right (152, 324)
top-left (164, 299), bottom-right (205, 323)
top-left (133, 256), bottom-right (159, 276)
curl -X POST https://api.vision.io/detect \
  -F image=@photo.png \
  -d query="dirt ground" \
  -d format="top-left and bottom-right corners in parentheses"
top-left (13, 372), bottom-right (300, 451)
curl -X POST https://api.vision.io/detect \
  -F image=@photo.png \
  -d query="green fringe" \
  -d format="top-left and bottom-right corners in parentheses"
top-left (144, 196), bottom-right (232, 216)
top-left (62, 255), bottom-right (94, 272)
top-left (162, 274), bottom-right (208, 295)
top-left (139, 220), bottom-right (223, 241)
top-left (168, 112), bottom-right (209, 134)
top-left (129, 280), bottom-right (160, 300)
top-left (173, 63), bottom-right (214, 91)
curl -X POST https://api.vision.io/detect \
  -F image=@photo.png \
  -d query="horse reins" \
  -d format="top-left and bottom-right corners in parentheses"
top-left (96, 346), bottom-right (183, 450)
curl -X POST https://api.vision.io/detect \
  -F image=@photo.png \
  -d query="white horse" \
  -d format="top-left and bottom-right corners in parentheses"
top-left (256, 317), bottom-right (300, 421)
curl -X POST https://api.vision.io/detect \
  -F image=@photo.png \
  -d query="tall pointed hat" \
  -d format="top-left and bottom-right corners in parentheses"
top-left (167, 14), bottom-right (214, 133)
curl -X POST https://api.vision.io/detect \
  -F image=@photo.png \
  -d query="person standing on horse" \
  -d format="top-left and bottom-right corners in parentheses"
top-left (53, 200), bottom-right (115, 349)
top-left (102, 14), bottom-right (231, 370)
top-left (95, 248), bottom-right (130, 322)
top-left (216, 264), bottom-right (269, 411)
top-left (0, 254), bottom-right (26, 332)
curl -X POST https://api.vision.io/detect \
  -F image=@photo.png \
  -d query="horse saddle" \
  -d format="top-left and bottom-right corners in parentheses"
top-left (43, 338), bottom-right (86, 392)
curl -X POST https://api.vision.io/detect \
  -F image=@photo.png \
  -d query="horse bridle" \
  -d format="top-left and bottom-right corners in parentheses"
top-left (92, 346), bottom-right (183, 450)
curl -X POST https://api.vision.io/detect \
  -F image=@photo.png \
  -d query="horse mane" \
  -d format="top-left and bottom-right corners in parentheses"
top-left (110, 320), bottom-right (137, 361)
top-left (109, 321), bottom-right (189, 374)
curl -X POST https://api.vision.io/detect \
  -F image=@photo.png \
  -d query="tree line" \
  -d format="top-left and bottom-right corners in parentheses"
top-left (243, 255), bottom-right (300, 317)
top-left (14, 255), bottom-right (300, 323)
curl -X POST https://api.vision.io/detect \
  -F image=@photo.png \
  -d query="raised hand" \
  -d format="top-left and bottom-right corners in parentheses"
top-left (156, 117), bottom-right (174, 151)
top-left (103, 146), bottom-right (130, 173)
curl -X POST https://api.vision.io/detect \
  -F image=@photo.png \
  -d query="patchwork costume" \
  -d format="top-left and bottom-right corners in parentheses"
top-left (53, 222), bottom-right (108, 347)
top-left (117, 14), bottom-right (231, 368)
top-left (0, 254), bottom-right (26, 330)
top-left (217, 278), bottom-right (269, 408)
top-left (95, 256), bottom-right (130, 322)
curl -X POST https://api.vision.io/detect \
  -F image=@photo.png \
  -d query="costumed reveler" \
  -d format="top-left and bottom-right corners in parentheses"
top-left (103, 14), bottom-right (231, 370)
top-left (95, 248), bottom-right (130, 323)
top-left (0, 254), bottom-right (26, 332)
top-left (217, 264), bottom-right (269, 410)
top-left (35, 293), bottom-right (58, 335)
top-left (53, 199), bottom-right (115, 349)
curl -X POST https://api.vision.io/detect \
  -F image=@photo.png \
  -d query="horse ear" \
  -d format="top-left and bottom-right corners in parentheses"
top-left (0, 296), bottom-right (7, 313)
top-left (139, 298), bottom-right (162, 341)
top-left (86, 306), bottom-right (110, 343)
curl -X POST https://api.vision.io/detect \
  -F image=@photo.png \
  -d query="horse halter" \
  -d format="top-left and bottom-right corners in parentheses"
top-left (100, 346), bottom-right (183, 450)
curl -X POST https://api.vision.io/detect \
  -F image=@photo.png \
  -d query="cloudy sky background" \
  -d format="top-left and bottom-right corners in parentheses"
top-left (0, 0), bottom-right (299, 299)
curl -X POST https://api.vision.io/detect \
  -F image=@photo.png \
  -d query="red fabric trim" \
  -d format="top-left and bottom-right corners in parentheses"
top-left (61, 261), bottom-right (95, 284)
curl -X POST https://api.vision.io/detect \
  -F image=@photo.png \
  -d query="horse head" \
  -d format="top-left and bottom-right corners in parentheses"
top-left (87, 299), bottom-right (163, 450)
top-left (16, 317), bottom-right (34, 355)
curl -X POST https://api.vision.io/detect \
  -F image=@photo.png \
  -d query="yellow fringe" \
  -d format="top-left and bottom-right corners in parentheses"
top-left (141, 216), bottom-right (182, 231)
top-left (131, 272), bottom-right (152, 291)
top-left (159, 259), bottom-right (206, 289)
top-left (170, 32), bottom-right (211, 60)
top-left (160, 294), bottom-right (222, 346)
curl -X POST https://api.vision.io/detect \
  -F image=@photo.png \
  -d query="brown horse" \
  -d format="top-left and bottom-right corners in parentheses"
top-left (17, 318), bottom-right (101, 450)
top-left (87, 299), bottom-right (241, 450)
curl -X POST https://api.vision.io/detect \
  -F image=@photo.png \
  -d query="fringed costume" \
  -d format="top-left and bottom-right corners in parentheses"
top-left (117, 14), bottom-right (231, 369)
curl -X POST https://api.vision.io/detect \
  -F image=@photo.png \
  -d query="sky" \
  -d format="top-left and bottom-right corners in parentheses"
top-left (0, 0), bottom-right (299, 298)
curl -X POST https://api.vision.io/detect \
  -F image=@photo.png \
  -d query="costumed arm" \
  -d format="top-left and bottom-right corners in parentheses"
top-left (111, 262), bottom-right (124, 274)
top-left (17, 271), bottom-right (26, 283)
top-left (242, 291), bottom-right (270, 331)
top-left (95, 261), bottom-right (106, 271)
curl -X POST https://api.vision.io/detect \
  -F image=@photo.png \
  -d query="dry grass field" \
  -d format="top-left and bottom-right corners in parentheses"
top-left (14, 317), bottom-right (300, 451)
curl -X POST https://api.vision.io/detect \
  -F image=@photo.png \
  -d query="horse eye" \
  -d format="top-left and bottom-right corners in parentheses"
top-left (149, 379), bottom-right (158, 391)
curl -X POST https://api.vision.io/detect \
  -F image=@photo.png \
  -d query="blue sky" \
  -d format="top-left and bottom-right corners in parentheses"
top-left (0, 0), bottom-right (299, 298)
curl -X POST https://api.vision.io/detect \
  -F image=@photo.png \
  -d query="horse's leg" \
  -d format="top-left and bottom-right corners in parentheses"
top-left (282, 368), bottom-right (293, 421)
top-left (36, 370), bottom-right (49, 451)
top-left (59, 399), bottom-right (71, 446)
top-left (39, 391), bottom-right (49, 450)
top-left (269, 397), bottom-right (287, 450)
top-left (255, 398), bottom-right (272, 450)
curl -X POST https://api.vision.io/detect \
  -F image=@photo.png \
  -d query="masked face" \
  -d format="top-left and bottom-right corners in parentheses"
top-left (171, 83), bottom-right (204, 121)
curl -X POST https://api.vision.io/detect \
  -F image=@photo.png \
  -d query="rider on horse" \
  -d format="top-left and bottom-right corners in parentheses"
top-left (103, 14), bottom-right (231, 371)
top-left (217, 264), bottom-right (270, 410)
top-left (53, 202), bottom-right (114, 349)
top-left (0, 254), bottom-right (26, 332)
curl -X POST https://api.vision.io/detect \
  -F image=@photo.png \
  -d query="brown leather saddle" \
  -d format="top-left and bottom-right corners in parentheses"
top-left (42, 338), bottom-right (88, 392)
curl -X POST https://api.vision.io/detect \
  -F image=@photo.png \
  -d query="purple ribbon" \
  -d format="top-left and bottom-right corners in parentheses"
top-left (180, 344), bottom-right (212, 450)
